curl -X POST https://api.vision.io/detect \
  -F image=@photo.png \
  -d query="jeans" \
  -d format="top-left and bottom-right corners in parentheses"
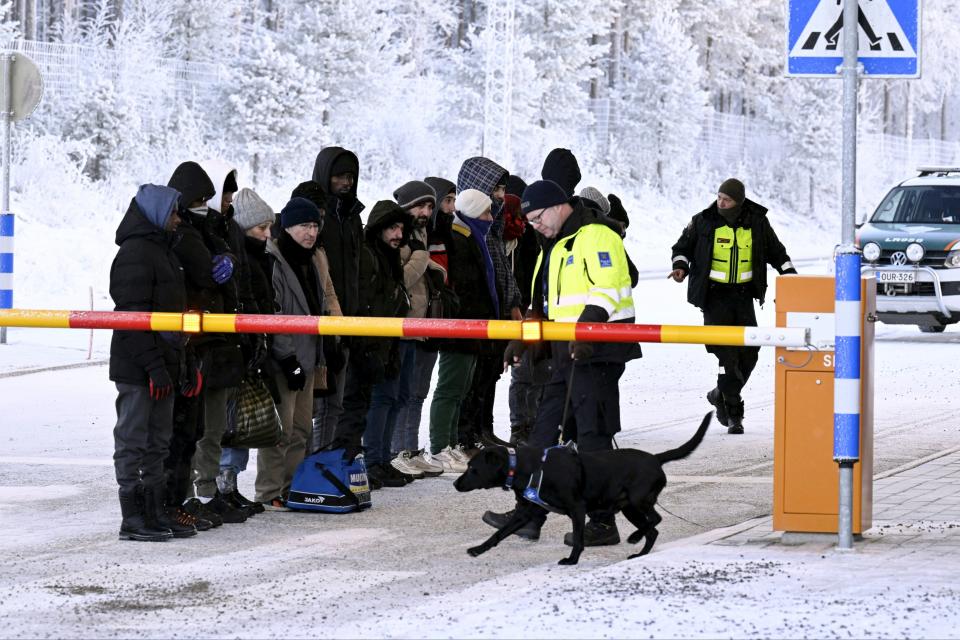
top-left (363, 341), bottom-right (417, 466)
top-left (220, 446), bottom-right (250, 475)
top-left (392, 344), bottom-right (437, 454)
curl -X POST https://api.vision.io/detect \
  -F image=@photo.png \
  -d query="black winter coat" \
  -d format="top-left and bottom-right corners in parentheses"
top-left (312, 147), bottom-right (365, 316)
top-left (671, 199), bottom-right (794, 310)
top-left (354, 203), bottom-right (410, 381)
top-left (442, 221), bottom-right (499, 355)
top-left (109, 199), bottom-right (186, 386)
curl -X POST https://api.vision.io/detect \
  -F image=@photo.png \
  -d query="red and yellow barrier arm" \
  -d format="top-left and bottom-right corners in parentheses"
top-left (0, 309), bottom-right (809, 348)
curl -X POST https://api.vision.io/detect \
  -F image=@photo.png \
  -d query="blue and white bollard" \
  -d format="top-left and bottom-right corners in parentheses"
top-left (0, 212), bottom-right (12, 344)
top-left (834, 250), bottom-right (861, 548)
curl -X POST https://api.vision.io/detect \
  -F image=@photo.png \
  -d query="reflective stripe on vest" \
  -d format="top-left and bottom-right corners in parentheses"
top-left (533, 224), bottom-right (635, 322)
top-left (709, 226), bottom-right (753, 284)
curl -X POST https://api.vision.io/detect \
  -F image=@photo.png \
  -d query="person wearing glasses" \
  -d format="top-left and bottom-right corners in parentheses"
top-left (487, 178), bottom-right (641, 547)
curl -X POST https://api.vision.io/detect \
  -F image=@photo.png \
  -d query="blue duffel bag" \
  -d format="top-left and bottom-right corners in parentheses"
top-left (286, 448), bottom-right (372, 513)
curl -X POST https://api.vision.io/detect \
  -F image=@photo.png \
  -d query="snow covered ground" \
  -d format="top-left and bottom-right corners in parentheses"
top-left (3, 257), bottom-right (960, 637)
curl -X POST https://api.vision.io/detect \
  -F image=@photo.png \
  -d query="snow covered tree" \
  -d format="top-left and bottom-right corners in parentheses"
top-left (221, 28), bottom-right (325, 185)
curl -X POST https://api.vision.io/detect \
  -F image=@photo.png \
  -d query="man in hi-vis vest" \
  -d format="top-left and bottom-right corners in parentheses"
top-left (669, 179), bottom-right (796, 434)
top-left (484, 179), bottom-right (641, 548)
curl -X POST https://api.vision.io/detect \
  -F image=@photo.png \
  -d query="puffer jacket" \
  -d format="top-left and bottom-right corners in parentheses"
top-left (109, 196), bottom-right (186, 386)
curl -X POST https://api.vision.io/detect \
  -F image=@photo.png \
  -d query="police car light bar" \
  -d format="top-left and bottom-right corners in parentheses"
top-left (916, 166), bottom-right (960, 177)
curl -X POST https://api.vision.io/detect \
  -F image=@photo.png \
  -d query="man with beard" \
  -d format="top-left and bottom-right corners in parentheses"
top-left (669, 178), bottom-right (796, 434)
top-left (330, 201), bottom-right (410, 489)
top-left (376, 181), bottom-right (447, 481)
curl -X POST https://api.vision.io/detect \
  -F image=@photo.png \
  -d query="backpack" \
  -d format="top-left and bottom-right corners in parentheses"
top-left (286, 449), bottom-right (372, 513)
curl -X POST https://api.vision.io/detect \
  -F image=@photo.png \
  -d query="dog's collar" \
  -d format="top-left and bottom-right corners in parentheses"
top-left (502, 447), bottom-right (517, 491)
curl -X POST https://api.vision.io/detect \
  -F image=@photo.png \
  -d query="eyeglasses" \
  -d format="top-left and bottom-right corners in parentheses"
top-left (526, 207), bottom-right (549, 226)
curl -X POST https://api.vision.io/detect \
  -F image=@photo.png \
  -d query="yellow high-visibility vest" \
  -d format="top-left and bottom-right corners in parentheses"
top-left (532, 224), bottom-right (634, 322)
top-left (709, 225), bottom-right (753, 284)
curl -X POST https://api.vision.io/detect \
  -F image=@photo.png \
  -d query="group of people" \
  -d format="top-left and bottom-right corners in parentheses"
top-left (108, 145), bottom-right (795, 545)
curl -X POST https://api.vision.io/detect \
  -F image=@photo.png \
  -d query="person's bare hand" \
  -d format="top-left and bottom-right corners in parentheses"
top-left (668, 268), bottom-right (687, 282)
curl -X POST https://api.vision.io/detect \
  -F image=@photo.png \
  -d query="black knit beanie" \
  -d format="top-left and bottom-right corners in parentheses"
top-left (718, 178), bottom-right (745, 204)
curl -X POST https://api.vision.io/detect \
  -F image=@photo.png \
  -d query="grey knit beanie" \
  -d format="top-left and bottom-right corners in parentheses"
top-left (393, 180), bottom-right (436, 210)
top-left (232, 188), bottom-right (275, 230)
top-left (579, 186), bottom-right (610, 215)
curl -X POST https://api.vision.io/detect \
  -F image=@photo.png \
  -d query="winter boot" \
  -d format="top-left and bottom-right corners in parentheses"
top-left (706, 388), bottom-right (729, 427)
top-left (382, 462), bottom-right (415, 485)
top-left (118, 488), bottom-right (172, 542)
top-left (509, 423), bottom-right (531, 447)
top-left (726, 396), bottom-right (745, 435)
top-left (183, 497), bottom-right (223, 527)
top-left (206, 491), bottom-right (248, 523)
top-left (217, 470), bottom-right (264, 516)
top-left (563, 519), bottom-right (621, 547)
top-left (479, 429), bottom-right (513, 448)
top-left (482, 508), bottom-right (543, 541)
top-left (144, 485), bottom-right (195, 538)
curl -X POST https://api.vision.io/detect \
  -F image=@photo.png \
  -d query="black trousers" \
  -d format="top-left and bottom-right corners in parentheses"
top-left (164, 391), bottom-right (202, 505)
top-left (457, 352), bottom-right (502, 445)
top-left (528, 361), bottom-right (624, 452)
top-left (702, 287), bottom-right (760, 403)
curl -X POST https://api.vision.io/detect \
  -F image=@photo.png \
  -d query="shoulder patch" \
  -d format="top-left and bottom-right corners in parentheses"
top-left (597, 251), bottom-right (612, 268)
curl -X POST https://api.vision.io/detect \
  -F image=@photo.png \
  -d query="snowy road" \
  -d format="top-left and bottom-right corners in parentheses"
top-left (1, 276), bottom-right (959, 638)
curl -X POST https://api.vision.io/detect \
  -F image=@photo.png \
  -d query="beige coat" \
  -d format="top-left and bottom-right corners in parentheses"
top-left (401, 227), bottom-right (446, 321)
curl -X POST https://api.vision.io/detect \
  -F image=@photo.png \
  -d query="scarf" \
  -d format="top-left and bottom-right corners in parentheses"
top-left (279, 232), bottom-right (323, 316)
top-left (457, 213), bottom-right (499, 318)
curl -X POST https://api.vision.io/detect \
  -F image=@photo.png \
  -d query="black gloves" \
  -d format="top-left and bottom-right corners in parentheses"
top-left (503, 340), bottom-right (527, 368)
top-left (569, 341), bottom-right (594, 361)
top-left (148, 367), bottom-right (174, 400)
top-left (180, 351), bottom-right (204, 398)
top-left (324, 338), bottom-right (346, 373)
top-left (279, 355), bottom-right (306, 391)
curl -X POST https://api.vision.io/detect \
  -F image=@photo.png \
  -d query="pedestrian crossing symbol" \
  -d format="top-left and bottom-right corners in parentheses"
top-left (787, 0), bottom-right (920, 77)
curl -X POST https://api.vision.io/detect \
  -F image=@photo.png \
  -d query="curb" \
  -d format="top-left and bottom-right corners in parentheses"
top-left (0, 359), bottom-right (108, 379)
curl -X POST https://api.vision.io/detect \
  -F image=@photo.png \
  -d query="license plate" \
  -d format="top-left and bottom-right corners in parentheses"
top-left (877, 270), bottom-right (916, 284)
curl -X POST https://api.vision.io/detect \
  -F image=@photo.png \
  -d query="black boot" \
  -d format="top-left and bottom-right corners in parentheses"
top-left (726, 397), bottom-right (745, 435)
top-left (217, 470), bottom-right (264, 515)
top-left (206, 491), bottom-right (249, 523)
top-left (482, 509), bottom-right (543, 540)
top-left (706, 388), bottom-right (729, 427)
top-left (118, 488), bottom-right (172, 542)
top-left (479, 430), bottom-right (513, 448)
top-left (509, 424), bottom-right (531, 447)
top-left (564, 519), bottom-right (621, 547)
top-left (146, 484), bottom-right (196, 538)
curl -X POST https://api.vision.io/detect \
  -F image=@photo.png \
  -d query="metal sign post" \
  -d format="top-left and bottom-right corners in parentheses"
top-left (0, 50), bottom-right (44, 345)
top-left (786, 0), bottom-right (921, 550)
top-left (834, 0), bottom-right (861, 552)
top-left (1, 53), bottom-right (12, 345)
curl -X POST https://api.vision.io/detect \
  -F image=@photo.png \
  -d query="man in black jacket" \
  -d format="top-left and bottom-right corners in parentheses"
top-left (670, 178), bottom-right (797, 434)
top-left (110, 184), bottom-right (196, 541)
top-left (331, 201), bottom-right (410, 488)
top-left (311, 147), bottom-right (364, 437)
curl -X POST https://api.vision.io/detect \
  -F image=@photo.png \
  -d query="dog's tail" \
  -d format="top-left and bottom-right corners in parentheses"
top-left (655, 412), bottom-right (712, 464)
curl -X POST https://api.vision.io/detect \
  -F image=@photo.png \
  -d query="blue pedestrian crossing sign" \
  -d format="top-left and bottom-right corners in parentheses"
top-left (787, 0), bottom-right (920, 77)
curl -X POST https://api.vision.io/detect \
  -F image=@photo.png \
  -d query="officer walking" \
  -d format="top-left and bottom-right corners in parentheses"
top-left (669, 178), bottom-right (796, 434)
top-left (485, 179), bottom-right (641, 547)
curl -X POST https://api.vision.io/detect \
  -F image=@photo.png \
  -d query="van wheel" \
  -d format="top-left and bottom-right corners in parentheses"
top-left (919, 325), bottom-right (946, 333)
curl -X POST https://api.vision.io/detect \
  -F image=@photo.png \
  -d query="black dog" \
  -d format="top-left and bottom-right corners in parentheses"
top-left (453, 412), bottom-right (712, 565)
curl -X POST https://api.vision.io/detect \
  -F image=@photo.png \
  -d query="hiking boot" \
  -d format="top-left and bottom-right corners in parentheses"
top-left (479, 430), bottom-right (512, 448)
top-left (706, 388), bottom-right (729, 427)
top-left (144, 484), bottom-right (196, 538)
top-left (563, 520), bottom-right (620, 547)
top-left (368, 464), bottom-right (405, 488)
top-left (428, 447), bottom-right (467, 473)
top-left (183, 497), bottom-right (224, 527)
top-left (118, 489), bottom-right (172, 542)
top-left (382, 462), bottom-right (415, 485)
top-left (217, 470), bottom-right (264, 515)
top-left (168, 506), bottom-right (210, 532)
top-left (389, 451), bottom-right (425, 479)
top-left (482, 509), bottom-right (542, 540)
top-left (404, 449), bottom-right (444, 477)
top-left (206, 491), bottom-right (248, 523)
top-left (225, 491), bottom-right (265, 515)
top-left (261, 496), bottom-right (291, 511)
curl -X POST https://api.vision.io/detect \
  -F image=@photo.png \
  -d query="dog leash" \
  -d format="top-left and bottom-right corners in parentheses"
top-left (559, 364), bottom-right (575, 436)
